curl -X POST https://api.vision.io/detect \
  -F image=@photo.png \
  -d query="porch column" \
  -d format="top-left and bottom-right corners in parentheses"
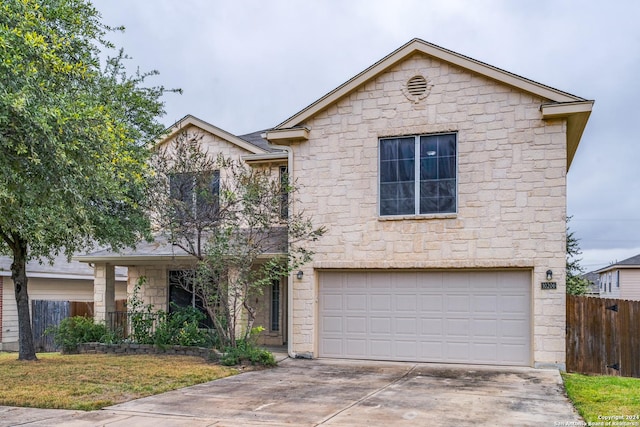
top-left (94, 263), bottom-right (116, 323)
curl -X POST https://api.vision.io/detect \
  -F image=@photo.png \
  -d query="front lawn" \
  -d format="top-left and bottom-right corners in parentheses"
top-left (0, 352), bottom-right (236, 411)
top-left (562, 372), bottom-right (640, 423)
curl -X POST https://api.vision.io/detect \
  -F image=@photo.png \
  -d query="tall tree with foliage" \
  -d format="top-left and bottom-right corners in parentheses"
top-left (0, 0), bottom-right (171, 360)
top-left (566, 217), bottom-right (590, 295)
top-left (150, 131), bottom-right (325, 348)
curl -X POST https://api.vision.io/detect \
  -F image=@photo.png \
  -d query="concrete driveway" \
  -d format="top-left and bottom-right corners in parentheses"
top-left (0, 357), bottom-right (582, 426)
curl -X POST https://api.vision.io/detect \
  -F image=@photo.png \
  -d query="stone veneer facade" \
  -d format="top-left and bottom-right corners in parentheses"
top-left (287, 52), bottom-right (568, 367)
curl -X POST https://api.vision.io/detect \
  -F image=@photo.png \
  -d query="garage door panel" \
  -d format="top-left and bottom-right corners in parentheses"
top-left (420, 341), bottom-right (444, 359)
top-left (368, 273), bottom-right (391, 289)
top-left (370, 294), bottom-right (391, 311)
top-left (446, 318), bottom-right (470, 336)
top-left (446, 342), bottom-right (470, 360)
top-left (396, 294), bottom-right (417, 312)
top-left (370, 317), bottom-right (392, 334)
top-left (319, 270), bottom-right (531, 366)
top-left (472, 343), bottom-right (498, 362)
top-left (397, 340), bottom-right (418, 357)
top-left (370, 340), bottom-right (391, 357)
top-left (446, 295), bottom-right (470, 312)
top-left (420, 318), bottom-right (444, 335)
top-left (322, 294), bottom-right (343, 310)
top-left (396, 317), bottom-right (417, 334)
top-left (322, 316), bottom-right (343, 333)
top-left (345, 316), bottom-right (366, 334)
top-left (321, 338), bottom-right (342, 356)
top-left (395, 273), bottom-right (418, 289)
top-left (501, 295), bottom-right (529, 312)
top-left (472, 319), bottom-right (497, 337)
top-left (346, 339), bottom-right (367, 357)
top-left (473, 295), bottom-right (498, 312)
top-left (346, 294), bottom-right (366, 311)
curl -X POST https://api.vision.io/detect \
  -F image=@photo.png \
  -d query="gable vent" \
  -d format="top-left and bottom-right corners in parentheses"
top-left (407, 75), bottom-right (428, 96)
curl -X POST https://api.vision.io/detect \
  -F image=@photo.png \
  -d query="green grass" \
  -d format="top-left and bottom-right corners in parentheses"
top-left (0, 352), bottom-right (236, 411)
top-left (562, 372), bottom-right (640, 423)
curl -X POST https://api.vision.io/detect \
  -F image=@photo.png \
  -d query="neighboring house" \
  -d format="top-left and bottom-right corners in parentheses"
top-left (77, 39), bottom-right (593, 369)
top-left (0, 254), bottom-right (127, 351)
top-left (582, 271), bottom-right (600, 296)
top-left (595, 254), bottom-right (640, 300)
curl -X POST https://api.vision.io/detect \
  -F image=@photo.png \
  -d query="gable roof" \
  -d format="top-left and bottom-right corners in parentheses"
top-left (596, 253), bottom-right (640, 273)
top-left (271, 38), bottom-right (593, 170)
top-left (159, 115), bottom-right (269, 155)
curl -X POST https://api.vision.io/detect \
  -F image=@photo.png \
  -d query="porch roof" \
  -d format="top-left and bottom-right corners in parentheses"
top-left (74, 231), bottom-right (288, 266)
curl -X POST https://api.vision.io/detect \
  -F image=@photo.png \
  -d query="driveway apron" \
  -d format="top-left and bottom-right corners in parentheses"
top-left (0, 358), bottom-right (583, 426)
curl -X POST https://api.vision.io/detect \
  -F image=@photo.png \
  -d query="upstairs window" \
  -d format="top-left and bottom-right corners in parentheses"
top-left (169, 171), bottom-right (220, 221)
top-left (379, 133), bottom-right (457, 216)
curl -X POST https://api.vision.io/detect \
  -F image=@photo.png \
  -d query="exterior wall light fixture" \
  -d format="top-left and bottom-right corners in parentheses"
top-left (546, 270), bottom-right (553, 281)
top-left (296, 270), bottom-right (304, 280)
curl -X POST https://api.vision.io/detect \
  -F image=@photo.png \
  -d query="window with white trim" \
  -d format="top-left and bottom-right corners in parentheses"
top-left (379, 133), bottom-right (457, 216)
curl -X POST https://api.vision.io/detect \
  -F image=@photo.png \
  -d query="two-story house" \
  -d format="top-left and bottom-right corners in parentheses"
top-left (77, 39), bottom-right (593, 369)
top-left (595, 254), bottom-right (640, 300)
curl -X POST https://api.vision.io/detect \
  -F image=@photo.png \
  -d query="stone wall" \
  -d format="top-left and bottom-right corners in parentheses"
top-left (76, 342), bottom-right (217, 360)
top-left (289, 52), bottom-right (568, 366)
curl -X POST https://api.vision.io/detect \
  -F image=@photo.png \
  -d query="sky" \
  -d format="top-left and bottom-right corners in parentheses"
top-left (91, 0), bottom-right (640, 272)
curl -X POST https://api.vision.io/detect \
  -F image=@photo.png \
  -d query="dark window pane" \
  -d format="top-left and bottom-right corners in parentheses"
top-left (398, 138), bottom-right (415, 159)
top-left (380, 139), bottom-right (397, 160)
top-left (420, 137), bottom-right (438, 157)
top-left (439, 135), bottom-right (456, 156)
top-left (397, 158), bottom-right (415, 181)
top-left (380, 161), bottom-right (397, 182)
top-left (438, 156), bottom-right (456, 179)
top-left (420, 158), bottom-right (437, 180)
top-left (397, 197), bottom-right (415, 215)
top-left (380, 182), bottom-right (400, 201)
top-left (380, 199), bottom-right (396, 216)
top-left (439, 197), bottom-right (456, 213)
top-left (420, 181), bottom-right (438, 197)
top-left (439, 180), bottom-right (456, 197)
top-left (398, 182), bottom-right (415, 200)
top-left (420, 197), bottom-right (438, 214)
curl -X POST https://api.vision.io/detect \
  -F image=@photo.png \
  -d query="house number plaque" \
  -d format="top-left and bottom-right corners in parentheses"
top-left (541, 282), bottom-right (557, 290)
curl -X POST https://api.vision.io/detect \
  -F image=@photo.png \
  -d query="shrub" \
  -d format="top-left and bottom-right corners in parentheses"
top-left (46, 316), bottom-right (113, 353)
top-left (220, 326), bottom-right (276, 367)
top-left (153, 305), bottom-right (214, 348)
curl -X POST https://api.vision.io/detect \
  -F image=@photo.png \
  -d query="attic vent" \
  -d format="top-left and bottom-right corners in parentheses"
top-left (402, 74), bottom-right (431, 104)
top-left (407, 75), bottom-right (428, 96)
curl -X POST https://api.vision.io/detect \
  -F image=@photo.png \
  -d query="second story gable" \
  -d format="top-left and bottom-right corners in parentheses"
top-left (262, 39), bottom-right (593, 267)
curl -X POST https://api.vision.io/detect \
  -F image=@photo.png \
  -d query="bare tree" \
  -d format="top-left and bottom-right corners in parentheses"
top-left (149, 131), bottom-right (324, 347)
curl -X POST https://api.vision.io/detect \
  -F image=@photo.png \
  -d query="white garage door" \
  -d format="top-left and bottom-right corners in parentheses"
top-left (319, 270), bottom-right (531, 366)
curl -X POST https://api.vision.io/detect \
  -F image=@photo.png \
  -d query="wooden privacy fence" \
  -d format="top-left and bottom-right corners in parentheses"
top-left (566, 295), bottom-right (640, 377)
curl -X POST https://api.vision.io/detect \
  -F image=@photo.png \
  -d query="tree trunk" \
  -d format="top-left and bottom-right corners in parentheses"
top-left (11, 237), bottom-right (37, 361)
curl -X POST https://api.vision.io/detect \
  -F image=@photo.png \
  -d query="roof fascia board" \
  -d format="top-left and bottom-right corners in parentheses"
top-left (541, 101), bottom-right (594, 118)
top-left (242, 152), bottom-right (289, 164)
top-left (156, 115), bottom-right (267, 155)
top-left (74, 255), bottom-right (195, 265)
top-left (276, 39), bottom-right (584, 129)
top-left (264, 127), bottom-right (310, 144)
top-left (541, 101), bottom-right (594, 170)
top-left (0, 271), bottom-right (126, 280)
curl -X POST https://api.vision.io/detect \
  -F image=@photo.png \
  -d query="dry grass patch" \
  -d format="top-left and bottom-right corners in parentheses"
top-left (0, 352), bottom-right (236, 411)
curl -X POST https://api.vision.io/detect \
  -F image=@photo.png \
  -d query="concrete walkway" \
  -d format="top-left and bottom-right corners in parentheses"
top-left (0, 357), bottom-right (583, 426)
